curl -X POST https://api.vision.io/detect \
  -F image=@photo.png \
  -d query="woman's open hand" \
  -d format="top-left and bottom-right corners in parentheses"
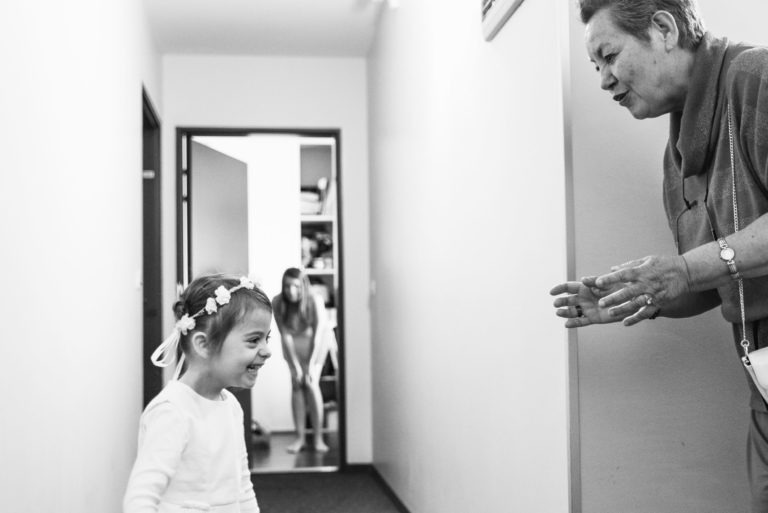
top-left (550, 278), bottom-right (627, 328)
top-left (592, 255), bottom-right (688, 325)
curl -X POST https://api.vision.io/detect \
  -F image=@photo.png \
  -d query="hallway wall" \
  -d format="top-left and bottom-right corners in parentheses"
top-left (367, 2), bottom-right (571, 512)
top-left (160, 56), bottom-right (373, 462)
top-left (569, 1), bottom-right (768, 511)
top-left (0, 1), bottom-right (161, 511)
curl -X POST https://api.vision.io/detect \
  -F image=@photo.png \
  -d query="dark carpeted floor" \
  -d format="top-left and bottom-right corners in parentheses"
top-left (252, 469), bottom-right (407, 513)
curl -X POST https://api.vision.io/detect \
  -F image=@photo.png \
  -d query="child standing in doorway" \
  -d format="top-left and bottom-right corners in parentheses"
top-left (124, 274), bottom-right (272, 513)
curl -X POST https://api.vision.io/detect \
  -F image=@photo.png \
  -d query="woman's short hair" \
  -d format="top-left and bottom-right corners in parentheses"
top-left (578, 0), bottom-right (705, 50)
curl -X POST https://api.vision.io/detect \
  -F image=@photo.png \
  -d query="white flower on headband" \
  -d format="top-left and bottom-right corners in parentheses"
top-left (176, 314), bottom-right (196, 335)
top-left (205, 298), bottom-right (218, 314)
top-left (240, 277), bottom-right (255, 290)
top-left (215, 286), bottom-right (231, 305)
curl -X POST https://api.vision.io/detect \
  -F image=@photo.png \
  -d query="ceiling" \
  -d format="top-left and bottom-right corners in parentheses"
top-left (143, 0), bottom-right (385, 57)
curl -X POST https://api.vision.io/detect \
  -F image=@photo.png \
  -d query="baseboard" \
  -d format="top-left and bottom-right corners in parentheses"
top-left (342, 464), bottom-right (411, 513)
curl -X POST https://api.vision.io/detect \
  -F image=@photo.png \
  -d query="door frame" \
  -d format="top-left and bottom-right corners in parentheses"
top-left (175, 126), bottom-right (349, 470)
top-left (142, 88), bottom-right (163, 407)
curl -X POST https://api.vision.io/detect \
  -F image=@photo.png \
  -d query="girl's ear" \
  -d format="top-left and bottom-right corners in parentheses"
top-left (189, 332), bottom-right (211, 358)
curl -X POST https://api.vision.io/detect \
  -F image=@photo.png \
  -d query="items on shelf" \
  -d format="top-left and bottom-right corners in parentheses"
top-left (301, 178), bottom-right (336, 217)
top-left (310, 282), bottom-right (331, 305)
top-left (301, 228), bottom-right (333, 270)
top-left (301, 189), bottom-right (322, 215)
top-left (299, 149), bottom-right (337, 309)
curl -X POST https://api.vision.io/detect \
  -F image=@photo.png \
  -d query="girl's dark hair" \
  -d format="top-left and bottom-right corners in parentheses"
top-left (174, 274), bottom-right (272, 355)
top-left (578, 0), bottom-right (705, 50)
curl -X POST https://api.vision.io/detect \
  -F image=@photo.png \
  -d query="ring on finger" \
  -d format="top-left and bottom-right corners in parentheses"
top-left (642, 294), bottom-right (655, 306)
top-left (575, 304), bottom-right (584, 318)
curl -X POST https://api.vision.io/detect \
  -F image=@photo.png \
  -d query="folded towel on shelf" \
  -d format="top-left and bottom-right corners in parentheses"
top-left (301, 199), bottom-right (322, 215)
top-left (301, 191), bottom-right (320, 202)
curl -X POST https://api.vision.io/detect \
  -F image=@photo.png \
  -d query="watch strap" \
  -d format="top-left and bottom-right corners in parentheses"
top-left (717, 237), bottom-right (741, 279)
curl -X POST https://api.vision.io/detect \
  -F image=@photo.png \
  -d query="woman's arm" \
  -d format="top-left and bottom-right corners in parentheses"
top-left (551, 276), bottom-right (722, 327)
top-left (272, 297), bottom-right (303, 382)
top-left (684, 214), bottom-right (768, 290)
top-left (591, 214), bottom-right (768, 323)
top-left (307, 295), bottom-right (328, 381)
top-left (645, 288), bottom-right (721, 319)
top-left (277, 329), bottom-right (302, 382)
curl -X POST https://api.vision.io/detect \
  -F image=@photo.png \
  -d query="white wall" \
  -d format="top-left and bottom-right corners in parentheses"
top-left (301, 145), bottom-right (333, 188)
top-left (367, 2), bottom-right (571, 512)
top-left (568, 1), bottom-right (768, 511)
top-left (0, 1), bottom-right (160, 511)
top-left (161, 56), bottom-right (372, 462)
top-left (140, 1), bottom-right (162, 109)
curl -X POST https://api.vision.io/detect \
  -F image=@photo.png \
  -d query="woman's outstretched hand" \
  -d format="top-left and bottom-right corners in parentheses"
top-left (550, 278), bottom-right (626, 328)
top-left (591, 255), bottom-right (689, 326)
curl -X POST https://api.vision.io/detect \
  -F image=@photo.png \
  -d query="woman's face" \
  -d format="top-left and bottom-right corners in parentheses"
top-left (585, 9), bottom-right (684, 119)
top-left (283, 277), bottom-right (303, 303)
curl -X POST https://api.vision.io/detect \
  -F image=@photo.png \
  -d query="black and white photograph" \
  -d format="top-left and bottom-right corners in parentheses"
top-left (3, 1), bottom-right (768, 512)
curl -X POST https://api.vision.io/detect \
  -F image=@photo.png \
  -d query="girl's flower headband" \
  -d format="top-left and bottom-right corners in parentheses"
top-left (150, 277), bottom-right (256, 378)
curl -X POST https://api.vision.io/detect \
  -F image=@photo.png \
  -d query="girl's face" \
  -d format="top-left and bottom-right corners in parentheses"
top-left (210, 306), bottom-right (273, 389)
top-left (283, 277), bottom-right (303, 303)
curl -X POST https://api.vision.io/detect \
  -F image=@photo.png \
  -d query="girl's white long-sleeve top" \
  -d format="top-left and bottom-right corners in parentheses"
top-left (123, 380), bottom-right (259, 513)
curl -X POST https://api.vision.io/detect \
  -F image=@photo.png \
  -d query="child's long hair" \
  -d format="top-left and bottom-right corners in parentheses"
top-left (277, 267), bottom-right (316, 331)
top-left (173, 274), bottom-right (272, 356)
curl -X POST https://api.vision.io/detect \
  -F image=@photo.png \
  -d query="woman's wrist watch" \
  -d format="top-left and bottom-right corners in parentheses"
top-left (717, 237), bottom-right (741, 280)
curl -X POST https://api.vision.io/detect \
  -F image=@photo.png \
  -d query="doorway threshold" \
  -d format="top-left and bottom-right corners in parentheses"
top-left (251, 465), bottom-right (339, 475)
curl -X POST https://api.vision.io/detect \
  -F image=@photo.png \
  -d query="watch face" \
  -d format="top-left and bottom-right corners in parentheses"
top-left (721, 247), bottom-right (735, 261)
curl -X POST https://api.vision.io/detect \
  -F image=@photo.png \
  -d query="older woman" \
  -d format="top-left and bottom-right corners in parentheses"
top-left (550, 0), bottom-right (768, 509)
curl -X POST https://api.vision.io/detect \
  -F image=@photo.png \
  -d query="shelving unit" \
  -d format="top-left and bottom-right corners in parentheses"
top-left (304, 269), bottom-right (335, 277)
top-left (299, 139), bottom-right (338, 310)
top-left (299, 137), bottom-right (340, 431)
top-left (301, 214), bottom-right (334, 223)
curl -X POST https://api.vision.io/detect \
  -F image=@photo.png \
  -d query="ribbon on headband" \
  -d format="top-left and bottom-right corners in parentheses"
top-left (150, 315), bottom-right (196, 367)
top-left (151, 277), bottom-right (256, 378)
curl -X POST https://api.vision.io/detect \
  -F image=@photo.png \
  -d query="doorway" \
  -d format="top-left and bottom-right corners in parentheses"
top-left (176, 128), bottom-right (346, 473)
top-left (142, 89), bottom-right (163, 407)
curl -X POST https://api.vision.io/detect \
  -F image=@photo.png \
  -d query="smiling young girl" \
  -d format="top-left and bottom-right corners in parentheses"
top-left (123, 274), bottom-right (273, 513)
